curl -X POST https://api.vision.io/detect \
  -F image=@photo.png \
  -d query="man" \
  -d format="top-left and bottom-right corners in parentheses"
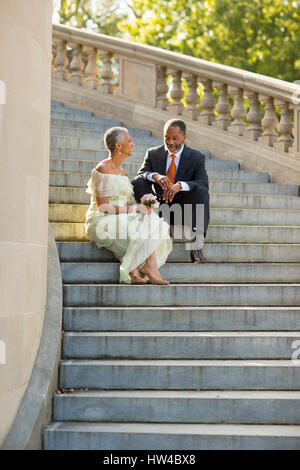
top-left (131, 118), bottom-right (210, 263)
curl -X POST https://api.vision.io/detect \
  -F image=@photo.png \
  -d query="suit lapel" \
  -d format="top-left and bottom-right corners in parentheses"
top-left (156, 147), bottom-right (168, 175)
top-left (175, 145), bottom-right (191, 182)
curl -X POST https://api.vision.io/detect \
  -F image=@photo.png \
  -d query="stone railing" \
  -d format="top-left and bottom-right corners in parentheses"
top-left (52, 23), bottom-right (300, 157)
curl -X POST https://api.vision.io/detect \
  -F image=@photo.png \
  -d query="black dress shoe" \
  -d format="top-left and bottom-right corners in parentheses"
top-left (190, 248), bottom-right (207, 263)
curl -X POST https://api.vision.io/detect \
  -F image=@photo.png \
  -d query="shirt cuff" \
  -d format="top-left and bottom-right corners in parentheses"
top-left (146, 172), bottom-right (158, 182)
top-left (178, 181), bottom-right (190, 191)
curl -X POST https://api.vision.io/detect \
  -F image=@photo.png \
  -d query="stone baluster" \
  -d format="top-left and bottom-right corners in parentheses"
top-left (228, 87), bottom-right (247, 135)
top-left (156, 65), bottom-right (169, 110)
top-left (198, 79), bottom-right (215, 125)
top-left (51, 43), bottom-right (57, 73)
top-left (168, 70), bottom-right (184, 115)
top-left (244, 91), bottom-right (263, 141)
top-left (99, 51), bottom-right (114, 94)
top-left (82, 46), bottom-right (99, 90)
top-left (212, 82), bottom-right (231, 130)
top-left (182, 74), bottom-right (200, 120)
top-left (52, 40), bottom-right (69, 80)
top-left (258, 95), bottom-right (278, 146)
top-left (68, 42), bottom-right (84, 85)
top-left (274, 101), bottom-right (293, 152)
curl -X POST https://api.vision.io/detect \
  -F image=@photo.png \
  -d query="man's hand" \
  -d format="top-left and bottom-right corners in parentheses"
top-left (153, 173), bottom-right (171, 191)
top-left (162, 182), bottom-right (182, 203)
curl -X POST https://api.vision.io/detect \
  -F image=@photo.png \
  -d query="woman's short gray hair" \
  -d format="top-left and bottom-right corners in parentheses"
top-left (103, 127), bottom-right (128, 153)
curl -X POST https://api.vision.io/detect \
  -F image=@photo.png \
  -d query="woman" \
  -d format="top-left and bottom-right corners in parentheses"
top-left (84, 126), bottom-right (172, 284)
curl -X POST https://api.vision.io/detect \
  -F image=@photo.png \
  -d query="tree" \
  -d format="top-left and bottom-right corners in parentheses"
top-left (119, 0), bottom-right (300, 82)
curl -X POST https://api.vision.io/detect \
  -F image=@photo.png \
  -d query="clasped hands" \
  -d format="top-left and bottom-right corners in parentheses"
top-left (153, 173), bottom-right (181, 203)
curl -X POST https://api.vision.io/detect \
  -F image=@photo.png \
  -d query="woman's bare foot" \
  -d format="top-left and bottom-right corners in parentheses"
top-left (129, 269), bottom-right (147, 284)
top-left (140, 265), bottom-right (169, 285)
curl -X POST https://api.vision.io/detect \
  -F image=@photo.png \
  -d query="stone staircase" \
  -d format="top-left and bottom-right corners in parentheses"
top-left (44, 100), bottom-right (300, 450)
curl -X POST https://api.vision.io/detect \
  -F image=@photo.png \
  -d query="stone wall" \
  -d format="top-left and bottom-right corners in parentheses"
top-left (0, 0), bottom-right (52, 446)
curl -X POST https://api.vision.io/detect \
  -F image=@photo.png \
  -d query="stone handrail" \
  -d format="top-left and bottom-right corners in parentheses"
top-left (52, 23), bottom-right (300, 157)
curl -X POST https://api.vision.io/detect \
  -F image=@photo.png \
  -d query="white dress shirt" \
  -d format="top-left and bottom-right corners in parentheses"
top-left (146, 144), bottom-right (190, 191)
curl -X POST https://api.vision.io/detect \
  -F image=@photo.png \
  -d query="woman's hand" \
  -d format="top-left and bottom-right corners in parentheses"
top-left (128, 204), bottom-right (152, 214)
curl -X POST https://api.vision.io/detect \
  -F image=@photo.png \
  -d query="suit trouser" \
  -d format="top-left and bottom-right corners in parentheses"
top-left (131, 177), bottom-right (210, 236)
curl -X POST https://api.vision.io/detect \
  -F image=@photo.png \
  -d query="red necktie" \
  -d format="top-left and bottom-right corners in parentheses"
top-left (166, 154), bottom-right (176, 184)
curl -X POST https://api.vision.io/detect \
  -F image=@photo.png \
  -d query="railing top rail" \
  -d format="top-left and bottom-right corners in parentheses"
top-left (52, 23), bottom-right (300, 104)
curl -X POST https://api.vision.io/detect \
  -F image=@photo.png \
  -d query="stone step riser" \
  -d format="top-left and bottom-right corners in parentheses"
top-left (48, 186), bottom-right (300, 209)
top-left (60, 262), bottom-right (300, 284)
top-left (59, 361), bottom-right (300, 390)
top-left (56, 241), bottom-right (300, 263)
top-left (52, 393), bottom-right (300, 425)
top-left (63, 284), bottom-right (300, 307)
top-left (43, 424), bottom-right (300, 450)
top-left (50, 222), bottom-right (300, 243)
top-left (48, 204), bottom-right (300, 225)
top-left (51, 111), bottom-right (122, 125)
top-left (51, 118), bottom-right (152, 135)
top-left (51, 106), bottom-right (96, 117)
top-left (49, 157), bottom-right (236, 174)
top-left (63, 333), bottom-right (300, 359)
top-left (62, 307), bottom-right (300, 332)
top-left (50, 125), bottom-right (153, 139)
top-left (50, 135), bottom-right (164, 149)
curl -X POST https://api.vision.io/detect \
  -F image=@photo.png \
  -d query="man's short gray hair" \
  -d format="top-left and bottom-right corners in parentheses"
top-left (103, 127), bottom-right (128, 153)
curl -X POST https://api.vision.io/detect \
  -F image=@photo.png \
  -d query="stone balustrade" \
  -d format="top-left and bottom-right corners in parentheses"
top-left (52, 24), bottom-right (300, 157)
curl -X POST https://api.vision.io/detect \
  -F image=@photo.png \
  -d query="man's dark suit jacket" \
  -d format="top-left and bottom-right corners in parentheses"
top-left (136, 144), bottom-right (209, 192)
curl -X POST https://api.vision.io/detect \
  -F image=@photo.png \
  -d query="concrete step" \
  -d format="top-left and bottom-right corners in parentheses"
top-left (62, 306), bottom-right (300, 332)
top-left (50, 119), bottom-right (152, 136)
top-left (51, 106), bottom-right (96, 117)
top-left (63, 284), bottom-right (300, 307)
top-left (50, 134), bottom-right (164, 149)
top-left (50, 222), bottom-right (300, 243)
top-left (56, 241), bottom-right (300, 263)
top-left (60, 262), bottom-right (300, 284)
top-left (49, 157), bottom-right (238, 174)
top-left (59, 359), bottom-right (300, 390)
top-left (43, 421), bottom-right (300, 450)
top-left (52, 390), bottom-right (300, 425)
top-left (50, 147), bottom-right (147, 161)
top-left (50, 124), bottom-right (155, 140)
top-left (50, 110), bottom-right (122, 125)
top-left (49, 185), bottom-right (300, 209)
top-left (62, 331), bottom-right (300, 360)
top-left (48, 203), bottom-right (300, 226)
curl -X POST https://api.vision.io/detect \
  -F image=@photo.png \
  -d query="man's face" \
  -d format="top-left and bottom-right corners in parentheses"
top-left (164, 125), bottom-right (186, 153)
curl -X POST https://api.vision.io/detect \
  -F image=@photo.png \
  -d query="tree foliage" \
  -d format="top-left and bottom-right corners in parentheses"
top-left (120, 0), bottom-right (300, 82)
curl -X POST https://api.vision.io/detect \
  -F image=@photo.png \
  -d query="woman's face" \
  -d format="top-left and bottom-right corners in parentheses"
top-left (119, 131), bottom-right (135, 157)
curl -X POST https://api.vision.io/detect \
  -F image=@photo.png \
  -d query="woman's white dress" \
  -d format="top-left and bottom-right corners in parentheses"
top-left (84, 169), bottom-right (173, 283)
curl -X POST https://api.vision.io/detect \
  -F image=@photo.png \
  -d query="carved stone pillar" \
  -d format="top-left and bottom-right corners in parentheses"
top-left (212, 82), bottom-right (231, 130)
top-left (274, 100), bottom-right (293, 152)
top-left (198, 79), bottom-right (215, 125)
top-left (68, 42), bottom-right (84, 85)
top-left (156, 65), bottom-right (169, 110)
top-left (82, 46), bottom-right (99, 90)
top-left (99, 51), bottom-right (114, 94)
top-left (244, 91), bottom-right (263, 141)
top-left (168, 70), bottom-right (184, 115)
top-left (182, 74), bottom-right (200, 120)
top-left (52, 40), bottom-right (69, 80)
top-left (228, 87), bottom-right (247, 136)
top-left (258, 95), bottom-right (278, 146)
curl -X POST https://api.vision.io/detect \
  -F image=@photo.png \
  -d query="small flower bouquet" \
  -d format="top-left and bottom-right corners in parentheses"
top-left (140, 193), bottom-right (160, 208)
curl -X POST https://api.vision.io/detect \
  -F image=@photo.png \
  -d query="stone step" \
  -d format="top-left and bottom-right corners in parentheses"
top-left (50, 110), bottom-right (122, 125)
top-left (52, 390), bottom-right (300, 425)
top-left (50, 147), bottom-right (147, 161)
top-left (43, 421), bottom-right (300, 450)
top-left (50, 118), bottom-right (152, 135)
top-left (59, 359), bottom-right (300, 390)
top-left (51, 222), bottom-right (300, 243)
top-left (50, 125), bottom-right (155, 140)
top-left (62, 306), bottom-right (300, 332)
top-left (49, 185), bottom-right (300, 209)
top-left (51, 105), bottom-right (96, 117)
top-left (63, 284), bottom-right (300, 307)
top-left (48, 203), bottom-right (300, 225)
top-left (60, 262), bottom-right (300, 284)
top-left (62, 331), bottom-right (300, 360)
top-left (50, 134), bottom-right (164, 149)
top-left (56, 241), bottom-right (300, 263)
